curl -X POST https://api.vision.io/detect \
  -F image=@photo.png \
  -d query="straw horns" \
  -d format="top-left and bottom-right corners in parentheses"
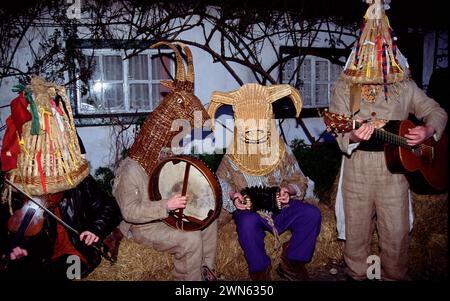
top-left (207, 83), bottom-right (302, 130)
top-left (150, 41), bottom-right (195, 84)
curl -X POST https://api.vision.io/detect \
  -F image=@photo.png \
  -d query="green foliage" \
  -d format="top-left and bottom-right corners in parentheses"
top-left (291, 139), bottom-right (342, 201)
top-left (94, 166), bottom-right (115, 197)
top-left (198, 151), bottom-right (226, 172)
top-left (189, 145), bottom-right (226, 172)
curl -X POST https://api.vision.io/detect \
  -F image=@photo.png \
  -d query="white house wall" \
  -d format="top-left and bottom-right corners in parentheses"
top-left (77, 125), bottom-right (137, 172)
top-left (0, 15), bottom-right (443, 173)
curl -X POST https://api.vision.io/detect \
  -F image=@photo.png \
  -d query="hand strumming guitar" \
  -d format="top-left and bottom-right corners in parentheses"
top-left (405, 125), bottom-right (436, 146)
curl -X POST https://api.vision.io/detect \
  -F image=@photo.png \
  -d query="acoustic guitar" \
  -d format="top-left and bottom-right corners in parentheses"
top-left (323, 111), bottom-right (448, 194)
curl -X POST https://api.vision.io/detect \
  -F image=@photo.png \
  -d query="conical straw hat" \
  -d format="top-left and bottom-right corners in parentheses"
top-left (5, 77), bottom-right (89, 196)
top-left (342, 0), bottom-right (410, 87)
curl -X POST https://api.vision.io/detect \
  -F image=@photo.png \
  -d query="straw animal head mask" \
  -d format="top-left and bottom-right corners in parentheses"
top-left (207, 83), bottom-right (302, 175)
top-left (128, 42), bottom-right (210, 175)
top-left (151, 42), bottom-right (209, 123)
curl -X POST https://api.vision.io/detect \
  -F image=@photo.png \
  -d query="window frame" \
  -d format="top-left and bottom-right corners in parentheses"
top-left (76, 48), bottom-right (174, 115)
top-left (281, 55), bottom-right (342, 109)
top-left (278, 46), bottom-right (349, 117)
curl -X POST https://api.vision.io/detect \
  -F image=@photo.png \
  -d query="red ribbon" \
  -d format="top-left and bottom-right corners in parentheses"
top-left (377, 36), bottom-right (382, 68)
top-left (50, 98), bottom-right (64, 116)
top-left (36, 150), bottom-right (47, 193)
top-left (1, 92), bottom-right (32, 172)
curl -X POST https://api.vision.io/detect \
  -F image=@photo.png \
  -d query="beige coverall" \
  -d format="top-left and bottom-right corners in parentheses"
top-left (112, 157), bottom-right (217, 281)
top-left (330, 77), bottom-right (447, 280)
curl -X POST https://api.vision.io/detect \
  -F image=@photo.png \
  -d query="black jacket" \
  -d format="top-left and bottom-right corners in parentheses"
top-left (1, 175), bottom-right (122, 278)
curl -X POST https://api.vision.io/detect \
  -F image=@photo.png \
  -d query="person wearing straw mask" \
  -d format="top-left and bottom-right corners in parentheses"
top-left (111, 42), bottom-right (218, 281)
top-left (208, 83), bottom-right (321, 281)
top-left (0, 77), bottom-right (121, 279)
top-left (330, 0), bottom-right (447, 280)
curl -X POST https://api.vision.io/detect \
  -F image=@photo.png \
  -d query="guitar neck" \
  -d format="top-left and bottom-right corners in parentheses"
top-left (355, 121), bottom-right (413, 150)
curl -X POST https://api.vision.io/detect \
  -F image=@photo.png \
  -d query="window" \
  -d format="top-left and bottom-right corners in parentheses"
top-left (281, 56), bottom-right (342, 108)
top-left (78, 49), bottom-right (174, 114)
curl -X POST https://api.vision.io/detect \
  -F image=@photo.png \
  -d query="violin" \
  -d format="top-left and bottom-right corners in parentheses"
top-left (7, 193), bottom-right (62, 238)
top-left (0, 192), bottom-right (63, 271)
top-left (0, 179), bottom-right (113, 272)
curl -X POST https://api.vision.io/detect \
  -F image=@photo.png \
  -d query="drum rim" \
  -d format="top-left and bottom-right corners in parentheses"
top-left (148, 155), bottom-right (222, 231)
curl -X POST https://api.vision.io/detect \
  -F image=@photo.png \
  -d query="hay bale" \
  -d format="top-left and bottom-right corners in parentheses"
top-left (86, 200), bottom-right (343, 281)
top-left (214, 219), bottom-right (248, 280)
top-left (216, 208), bottom-right (296, 280)
top-left (85, 190), bottom-right (447, 280)
top-left (87, 237), bottom-right (174, 281)
top-left (426, 233), bottom-right (448, 279)
top-left (213, 194), bottom-right (344, 280)
top-left (310, 203), bottom-right (344, 270)
top-left (408, 192), bottom-right (448, 280)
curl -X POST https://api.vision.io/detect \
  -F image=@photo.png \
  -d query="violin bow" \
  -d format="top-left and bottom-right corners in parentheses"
top-left (4, 179), bottom-right (114, 263)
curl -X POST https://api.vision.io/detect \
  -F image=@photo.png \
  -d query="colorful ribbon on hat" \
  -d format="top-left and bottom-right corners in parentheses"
top-left (381, 42), bottom-right (389, 101)
top-left (17, 133), bottom-right (31, 161)
top-left (57, 150), bottom-right (74, 186)
top-left (50, 98), bottom-right (64, 116)
top-left (36, 150), bottom-right (47, 193)
top-left (41, 108), bottom-right (57, 176)
top-left (12, 85), bottom-right (40, 135)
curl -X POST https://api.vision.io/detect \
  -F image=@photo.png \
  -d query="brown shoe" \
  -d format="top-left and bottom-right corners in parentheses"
top-left (276, 242), bottom-right (309, 281)
top-left (277, 257), bottom-right (309, 280)
top-left (249, 266), bottom-right (271, 281)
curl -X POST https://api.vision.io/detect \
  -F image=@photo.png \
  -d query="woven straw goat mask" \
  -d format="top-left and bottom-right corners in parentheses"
top-left (128, 41), bottom-right (210, 175)
top-left (207, 83), bottom-right (302, 176)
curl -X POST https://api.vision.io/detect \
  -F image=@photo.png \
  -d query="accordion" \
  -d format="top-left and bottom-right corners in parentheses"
top-left (240, 186), bottom-right (281, 213)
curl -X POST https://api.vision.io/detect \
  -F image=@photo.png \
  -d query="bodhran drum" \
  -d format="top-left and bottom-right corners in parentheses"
top-left (148, 155), bottom-right (222, 231)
